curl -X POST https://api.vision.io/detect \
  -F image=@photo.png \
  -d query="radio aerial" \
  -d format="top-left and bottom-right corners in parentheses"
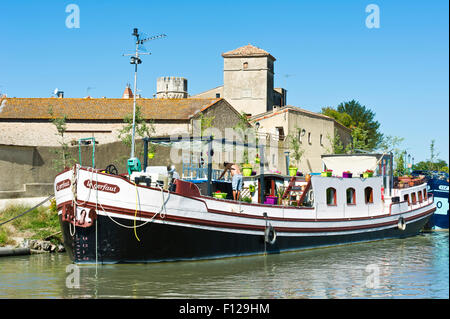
top-left (123, 27), bottom-right (166, 164)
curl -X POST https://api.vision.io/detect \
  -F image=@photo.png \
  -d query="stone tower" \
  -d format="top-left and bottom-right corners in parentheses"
top-left (156, 77), bottom-right (188, 99)
top-left (222, 44), bottom-right (275, 116)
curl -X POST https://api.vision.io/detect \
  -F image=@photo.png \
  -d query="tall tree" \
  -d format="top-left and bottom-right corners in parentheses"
top-left (336, 100), bottom-right (383, 151)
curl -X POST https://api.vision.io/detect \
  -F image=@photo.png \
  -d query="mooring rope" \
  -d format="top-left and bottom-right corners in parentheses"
top-left (0, 194), bottom-right (54, 226)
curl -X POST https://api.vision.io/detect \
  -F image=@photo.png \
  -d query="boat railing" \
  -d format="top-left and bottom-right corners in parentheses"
top-left (182, 163), bottom-right (231, 181)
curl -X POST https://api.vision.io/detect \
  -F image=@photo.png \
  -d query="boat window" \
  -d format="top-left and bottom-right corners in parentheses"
top-left (364, 187), bottom-right (373, 204)
top-left (403, 194), bottom-right (410, 205)
top-left (346, 188), bottom-right (356, 205)
top-left (418, 191), bottom-right (423, 203)
top-left (326, 187), bottom-right (337, 206)
top-left (411, 192), bottom-right (417, 205)
top-left (423, 189), bottom-right (427, 200)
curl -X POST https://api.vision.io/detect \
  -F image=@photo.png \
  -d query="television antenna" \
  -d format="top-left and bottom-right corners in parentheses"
top-left (123, 28), bottom-right (166, 160)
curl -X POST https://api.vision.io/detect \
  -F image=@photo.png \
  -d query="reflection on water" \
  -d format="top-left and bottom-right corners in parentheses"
top-left (0, 232), bottom-right (448, 299)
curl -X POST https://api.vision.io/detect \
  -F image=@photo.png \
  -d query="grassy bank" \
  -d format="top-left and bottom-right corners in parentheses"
top-left (0, 199), bottom-right (61, 247)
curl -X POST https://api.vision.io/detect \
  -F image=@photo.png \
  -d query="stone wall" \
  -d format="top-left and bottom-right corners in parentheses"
top-left (0, 121), bottom-right (190, 147)
top-left (0, 141), bottom-right (178, 199)
top-left (223, 56), bottom-right (273, 116)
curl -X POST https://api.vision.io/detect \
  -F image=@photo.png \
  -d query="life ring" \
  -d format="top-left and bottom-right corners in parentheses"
top-left (398, 217), bottom-right (406, 231)
top-left (264, 225), bottom-right (277, 244)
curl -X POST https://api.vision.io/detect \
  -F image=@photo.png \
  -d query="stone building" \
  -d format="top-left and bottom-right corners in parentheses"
top-left (193, 44), bottom-right (287, 116)
top-left (249, 106), bottom-right (352, 173)
top-left (0, 97), bottom-right (242, 147)
top-left (156, 76), bottom-right (188, 99)
top-left (193, 43), bottom-right (352, 173)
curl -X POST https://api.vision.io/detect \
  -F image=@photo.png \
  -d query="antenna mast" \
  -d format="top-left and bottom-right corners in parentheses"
top-left (124, 28), bottom-right (166, 160)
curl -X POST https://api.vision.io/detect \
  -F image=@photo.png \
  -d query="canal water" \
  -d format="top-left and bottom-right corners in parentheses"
top-left (0, 231), bottom-right (448, 299)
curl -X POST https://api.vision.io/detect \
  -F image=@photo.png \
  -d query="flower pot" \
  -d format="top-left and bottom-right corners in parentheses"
top-left (213, 192), bottom-right (227, 199)
top-left (343, 172), bottom-right (352, 178)
top-left (321, 171), bottom-right (332, 177)
top-left (289, 167), bottom-right (298, 177)
top-left (264, 196), bottom-right (278, 205)
top-left (147, 152), bottom-right (155, 159)
top-left (242, 167), bottom-right (252, 177)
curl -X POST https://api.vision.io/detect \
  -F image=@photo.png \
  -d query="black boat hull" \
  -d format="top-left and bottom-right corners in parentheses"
top-left (60, 211), bottom-right (433, 264)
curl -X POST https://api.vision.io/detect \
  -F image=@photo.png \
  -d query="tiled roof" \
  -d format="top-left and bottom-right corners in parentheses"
top-left (222, 44), bottom-right (275, 60)
top-left (249, 105), bottom-right (352, 132)
top-left (0, 97), bottom-right (221, 121)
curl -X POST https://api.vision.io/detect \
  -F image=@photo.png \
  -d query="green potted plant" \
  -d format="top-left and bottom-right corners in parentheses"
top-left (321, 169), bottom-right (333, 177)
top-left (241, 196), bottom-right (252, 203)
top-left (363, 169), bottom-right (374, 178)
top-left (287, 127), bottom-right (304, 178)
top-left (242, 163), bottom-right (253, 176)
top-left (289, 165), bottom-right (298, 177)
top-left (147, 143), bottom-right (156, 159)
top-left (213, 190), bottom-right (227, 199)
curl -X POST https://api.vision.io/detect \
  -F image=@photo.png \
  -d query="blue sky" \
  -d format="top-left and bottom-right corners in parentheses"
top-left (0, 0), bottom-right (448, 163)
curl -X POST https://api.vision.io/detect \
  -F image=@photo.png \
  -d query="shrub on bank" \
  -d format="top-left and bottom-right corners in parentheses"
top-left (0, 203), bottom-right (61, 247)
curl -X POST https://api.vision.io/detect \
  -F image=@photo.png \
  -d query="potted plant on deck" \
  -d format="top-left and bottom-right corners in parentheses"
top-left (321, 169), bottom-right (333, 177)
top-left (286, 127), bottom-right (305, 177)
top-left (147, 143), bottom-right (156, 159)
top-left (242, 163), bottom-right (253, 176)
top-left (342, 171), bottom-right (352, 178)
top-left (363, 170), bottom-right (374, 178)
top-left (213, 190), bottom-right (227, 199)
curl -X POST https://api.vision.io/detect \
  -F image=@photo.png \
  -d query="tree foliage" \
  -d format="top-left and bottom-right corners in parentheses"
top-left (48, 106), bottom-right (77, 171)
top-left (321, 100), bottom-right (383, 152)
top-left (287, 127), bottom-right (305, 167)
top-left (118, 104), bottom-right (156, 155)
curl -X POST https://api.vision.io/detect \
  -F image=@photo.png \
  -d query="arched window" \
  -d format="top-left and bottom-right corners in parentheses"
top-left (346, 188), bottom-right (356, 205)
top-left (365, 187), bottom-right (373, 204)
top-left (326, 187), bottom-right (337, 206)
top-left (423, 189), bottom-right (427, 200)
top-left (403, 194), bottom-right (410, 205)
top-left (411, 192), bottom-right (417, 205)
top-left (418, 191), bottom-right (423, 203)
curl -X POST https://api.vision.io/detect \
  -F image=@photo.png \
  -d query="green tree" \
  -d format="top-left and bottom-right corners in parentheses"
top-left (233, 112), bottom-right (254, 164)
top-left (286, 127), bottom-right (305, 168)
top-left (325, 129), bottom-right (346, 154)
top-left (394, 150), bottom-right (408, 177)
top-left (48, 107), bottom-right (77, 171)
top-left (324, 100), bottom-right (383, 151)
top-left (321, 107), bottom-right (353, 127)
top-left (118, 104), bottom-right (156, 156)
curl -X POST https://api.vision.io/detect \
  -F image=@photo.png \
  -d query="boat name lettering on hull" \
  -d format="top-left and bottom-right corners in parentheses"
top-left (56, 179), bottom-right (71, 191)
top-left (84, 180), bottom-right (120, 193)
